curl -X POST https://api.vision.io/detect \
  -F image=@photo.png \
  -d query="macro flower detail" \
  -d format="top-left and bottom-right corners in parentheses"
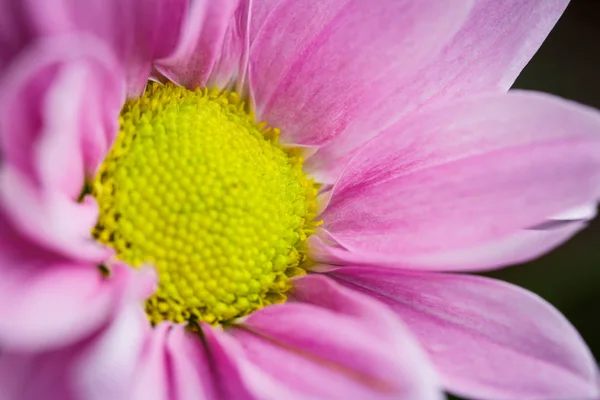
top-left (92, 83), bottom-right (319, 324)
top-left (1, 1), bottom-right (600, 400)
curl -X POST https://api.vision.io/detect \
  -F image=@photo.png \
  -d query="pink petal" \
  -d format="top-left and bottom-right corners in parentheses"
top-left (328, 267), bottom-right (600, 400)
top-left (122, 322), bottom-right (173, 400)
top-left (0, 344), bottom-right (79, 400)
top-left (0, 1), bottom-right (32, 74)
top-left (397, 205), bottom-right (594, 272)
top-left (163, 325), bottom-right (217, 400)
top-left (200, 325), bottom-right (271, 400)
top-left (0, 261), bottom-right (154, 352)
top-left (0, 267), bottom-right (153, 400)
top-left (1, 245), bottom-right (258, 398)
top-left (432, 0), bottom-right (569, 94)
top-left (310, 216), bottom-right (589, 273)
top-left (248, 0), bottom-right (473, 147)
top-left (0, 36), bottom-right (123, 260)
top-left (73, 300), bottom-right (152, 400)
top-left (129, 321), bottom-right (266, 400)
top-left (307, 0), bottom-right (570, 182)
top-left (156, 0), bottom-right (249, 90)
top-left (0, 168), bottom-right (110, 261)
top-left (127, 322), bottom-right (252, 400)
top-left (318, 92), bottom-right (600, 269)
top-left (228, 274), bottom-right (442, 400)
top-left (19, 0), bottom-right (187, 95)
top-left (0, 283), bottom-right (223, 400)
top-left (0, 35), bottom-right (123, 191)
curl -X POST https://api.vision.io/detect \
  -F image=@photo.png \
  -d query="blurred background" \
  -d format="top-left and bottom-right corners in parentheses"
top-left (452, 1), bottom-right (600, 398)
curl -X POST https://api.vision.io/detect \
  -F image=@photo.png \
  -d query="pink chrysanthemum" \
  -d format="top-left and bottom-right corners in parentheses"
top-left (1, 1), bottom-right (600, 399)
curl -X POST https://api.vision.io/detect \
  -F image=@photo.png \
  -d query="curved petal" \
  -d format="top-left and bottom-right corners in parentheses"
top-left (318, 92), bottom-right (600, 269)
top-left (0, 166), bottom-right (109, 261)
top-left (0, 265), bottom-right (154, 400)
top-left (0, 35), bottom-right (124, 191)
top-left (307, 0), bottom-right (570, 182)
top-left (123, 323), bottom-right (174, 400)
top-left (201, 325), bottom-right (274, 400)
top-left (328, 267), bottom-right (600, 400)
top-left (86, 315), bottom-right (267, 400)
top-left (310, 213), bottom-right (590, 273)
top-left (18, 0), bottom-right (187, 95)
top-left (126, 322), bottom-right (260, 400)
top-left (132, 320), bottom-right (284, 400)
top-left (73, 297), bottom-right (152, 400)
top-left (248, 0), bottom-right (473, 147)
top-left (0, 261), bottom-right (154, 352)
top-left (162, 325), bottom-right (213, 400)
top-left (156, 0), bottom-right (249, 90)
top-left (0, 35), bottom-right (123, 259)
top-left (228, 274), bottom-right (442, 400)
top-left (397, 204), bottom-right (595, 272)
top-left (0, 275), bottom-right (247, 400)
top-left (2, 271), bottom-right (272, 399)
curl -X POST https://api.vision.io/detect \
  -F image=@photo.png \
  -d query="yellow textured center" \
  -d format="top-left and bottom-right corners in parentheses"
top-left (92, 83), bottom-right (319, 325)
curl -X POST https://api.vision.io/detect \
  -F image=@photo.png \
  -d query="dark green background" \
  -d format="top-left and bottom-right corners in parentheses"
top-left (453, 1), bottom-right (600, 398)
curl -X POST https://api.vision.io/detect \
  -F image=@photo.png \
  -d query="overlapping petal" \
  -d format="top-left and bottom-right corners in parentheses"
top-left (0, 258), bottom-right (142, 351)
top-left (0, 2), bottom-right (597, 400)
top-left (394, 204), bottom-right (596, 271)
top-left (0, 36), bottom-right (123, 260)
top-left (317, 92), bottom-right (600, 270)
top-left (126, 322), bottom-right (266, 400)
top-left (0, 265), bottom-right (154, 400)
top-left (73, 288), bottom-right (153, 400)
top-left (5, 0), bottom-right (188, 94)
top-left (311, 208), bottom-right (593, 272)
top-left (0, 36), bottom-right (123, 193)
top-left (1, 274), bottom-right (443, 400)
top-left (228, 274), bottom-right (442, 400)
top-left (156, 0), bottom-right (249, 90)
top-left (248, 0), bottom-right (473, 147)
top-left (328, 267), bottom-right (600, 400)
top-left (306, 0), bottom-right (571, 182)
top-left (0, 61), bottom-right (126, 347)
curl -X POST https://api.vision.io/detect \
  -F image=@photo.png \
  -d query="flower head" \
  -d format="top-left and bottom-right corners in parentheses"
top-left (92, 83), bottom-right (320, 324)
top-left (1, 1), bottom-right (600, 399)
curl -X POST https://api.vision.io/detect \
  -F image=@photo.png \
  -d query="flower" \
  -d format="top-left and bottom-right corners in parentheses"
top-left (1, 0), bottom-right (599, 399)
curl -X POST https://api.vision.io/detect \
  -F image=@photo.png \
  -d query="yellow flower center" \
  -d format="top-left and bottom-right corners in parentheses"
top-left (92, 83), bottom-right (319, 325)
